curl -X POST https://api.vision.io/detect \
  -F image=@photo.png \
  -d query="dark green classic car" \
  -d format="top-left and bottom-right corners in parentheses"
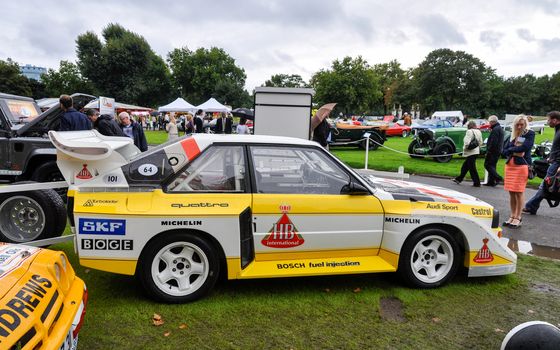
top-left (408, 127), bottom-right (490, 163)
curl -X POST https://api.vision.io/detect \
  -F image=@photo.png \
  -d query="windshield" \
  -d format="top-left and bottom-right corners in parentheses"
top-left (5, 99), bottom-right (41, 123)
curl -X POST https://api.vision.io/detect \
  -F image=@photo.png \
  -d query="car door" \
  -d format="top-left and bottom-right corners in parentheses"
top-left (249, 145), bottom-right (384, 261)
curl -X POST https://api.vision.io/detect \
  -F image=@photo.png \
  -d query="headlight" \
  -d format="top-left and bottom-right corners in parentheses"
top-left (54, 263), bottom-right (61, 281)
top-left (60, 254), bottom-right (67, 271)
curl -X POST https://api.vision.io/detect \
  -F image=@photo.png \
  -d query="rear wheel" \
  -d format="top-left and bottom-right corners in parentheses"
top-left (0, 189), bottom-right (66, 243)
top-left (408, 140), bottom-right (422, 158)
top-left (138, 232), bottom-right (220, 303)
top-left (30, 161), bottom-right (67, 200)
top-left (402, 130), bottom-right (409, 137)
top-left (433, 143), bottom-right (453, 163)
top-left (398, 228), bottom-right (461, 288)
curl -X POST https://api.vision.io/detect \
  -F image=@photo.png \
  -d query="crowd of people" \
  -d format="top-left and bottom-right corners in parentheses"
top-left (452, 111), bottom-right (560, 228)
top-left (58, 94), bottom-right (148, 152)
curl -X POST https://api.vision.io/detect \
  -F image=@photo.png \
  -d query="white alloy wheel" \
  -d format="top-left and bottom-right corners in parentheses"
top-left (151, 241), bottom-right (210, 297)
top-left (409, 235), bottom-right (454, 284)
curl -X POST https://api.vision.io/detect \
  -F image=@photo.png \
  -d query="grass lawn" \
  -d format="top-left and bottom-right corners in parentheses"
top-left (52, 236), bottom-right (560, 349)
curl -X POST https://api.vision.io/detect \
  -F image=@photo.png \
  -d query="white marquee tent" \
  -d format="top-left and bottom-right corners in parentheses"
top-left (196, 98), bottom-right (231, 113)
top-left (158, 97), bottom-right (196, 112)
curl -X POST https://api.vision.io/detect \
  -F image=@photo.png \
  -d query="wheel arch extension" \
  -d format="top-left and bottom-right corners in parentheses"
top-left (136, 228), bottom-right (228, 280)
top-left (399, 223), bottom-right (468, 260)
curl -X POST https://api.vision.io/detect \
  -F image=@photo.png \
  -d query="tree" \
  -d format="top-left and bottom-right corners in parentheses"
top-left (0, 58), bottom-right (32, 96)
top-left (76, 23), bottom-right (172, 107)
top-left (41, 60), bottom-right (96, 97)
top-left (310, 56), bottom-right (381, 115)
top-left (27, 78), bottom-right (47, 99)
top-left (168, 46), bottom-right (249, 107)
top-left (415, 49), bottom-right (494, 116)
top-left (263, 74), bottom-right (308, 88)
top-left (373, 60), bottom-right (405, 114)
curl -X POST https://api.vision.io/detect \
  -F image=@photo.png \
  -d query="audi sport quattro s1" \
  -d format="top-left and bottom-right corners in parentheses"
top-left (0, 243), bottom-right (87, 349)
top-left (49, 130), bottom-right (516, 303)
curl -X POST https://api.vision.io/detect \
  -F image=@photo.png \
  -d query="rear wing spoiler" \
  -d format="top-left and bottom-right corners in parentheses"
top-left (48, 130), bottom-right (140, 186)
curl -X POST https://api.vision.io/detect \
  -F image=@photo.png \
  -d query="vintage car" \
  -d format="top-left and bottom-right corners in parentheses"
top-left (408, 127), bottom-right (491, 163)
top-left (0, 243), bottom-right (87, 349)
top-left (329, 122), bottom-right (387, 150)
top-left (411, 119), bottom-right (456, 135)
top-left (385, 121), bottom-right (412, 137)
top-left (50, 130), bottom-right (515, 303)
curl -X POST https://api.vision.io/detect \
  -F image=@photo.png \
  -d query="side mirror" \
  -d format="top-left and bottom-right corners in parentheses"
top-left (340, 181), bottom-right (369, 195)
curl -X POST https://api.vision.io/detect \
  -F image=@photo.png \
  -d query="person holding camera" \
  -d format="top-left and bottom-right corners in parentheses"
top-left (453, 120), bottom-right (483, 187)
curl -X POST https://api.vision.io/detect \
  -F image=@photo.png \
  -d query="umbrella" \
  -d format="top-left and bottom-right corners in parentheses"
top-left (311, 103), bottom-right (337, 130)
top-left (231, 107), bottom-right (254, 120)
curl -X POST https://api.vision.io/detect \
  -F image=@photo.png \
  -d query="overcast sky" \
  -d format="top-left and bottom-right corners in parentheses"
top-left (2, 0), bottom-right (559, 91)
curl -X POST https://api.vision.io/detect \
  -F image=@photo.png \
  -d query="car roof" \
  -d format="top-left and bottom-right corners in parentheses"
top-left (190, 133), bottom-right (318, 146)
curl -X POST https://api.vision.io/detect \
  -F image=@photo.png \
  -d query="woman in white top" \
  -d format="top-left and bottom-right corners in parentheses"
top-left (236, 117), bottom-right (251, 134)
top-left (453, 120), bottom-right (483, 187)
top-left (166, 114), bottom-right (179, 140)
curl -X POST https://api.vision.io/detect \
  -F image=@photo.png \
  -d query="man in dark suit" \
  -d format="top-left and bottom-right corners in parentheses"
top-left (59, 95), bottom-right (92, 131)
top-left (484, 115), bottom-right (504, 186)
top-left (215, 112), bottom-right (232, 134)
top-left (194, 109), bottom-right (204, 133)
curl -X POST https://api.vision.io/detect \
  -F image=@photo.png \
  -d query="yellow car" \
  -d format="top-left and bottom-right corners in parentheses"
top-left (0, 243), bottom-right (87, 349)
top-left (49, 130), bottom-right (516, 303)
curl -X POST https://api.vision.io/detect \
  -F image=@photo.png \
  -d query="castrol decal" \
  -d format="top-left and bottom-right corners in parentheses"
top-left (473, 238), bottom-right (494, 263)
top-left (261, 205), bottom-right (304, 248)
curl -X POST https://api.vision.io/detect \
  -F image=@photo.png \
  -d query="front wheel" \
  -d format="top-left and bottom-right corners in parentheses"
top-left (398, 228), bottom-right (461, 288)
top-left (402, 130), bottom-right (409, 138)
top-left (433, 143), bottom-right (454, 163)
top-left (408, 140), bottom-right (422, 158)
top-left (138, 232), bottom-right (220, 303)
top-left (359, 132), bottom-right (384, 150)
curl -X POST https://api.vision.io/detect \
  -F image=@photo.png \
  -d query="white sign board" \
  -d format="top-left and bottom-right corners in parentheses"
top-left (253, 87), bottom-right (314, 140)
top-left (100, 96), bottom-right (115, 117)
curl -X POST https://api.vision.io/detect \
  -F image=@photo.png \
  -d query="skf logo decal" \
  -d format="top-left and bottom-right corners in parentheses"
top-left (76, 164), bottom-right (93, 179)
top-left (79, 218), bottom-right (126, 235)
top-left (473, 238), bottom-right (494, 263)
top-left (261, 205), bottom-right (304, 248)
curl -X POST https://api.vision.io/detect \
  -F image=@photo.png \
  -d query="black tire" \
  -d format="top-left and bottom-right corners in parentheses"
top-left (433, 143), bottom-right (454, 163)
top-left (402, 130), bottom-right (409, 138)
top-left (137, 232), bottom-right (220, 303)
top-left (0, 188), bottom-right (67, 243)
top-left (398, 228), bottom-right (461, 288)
top-left (408, 140), bottom-right (422, 158)
top-left (30, 161), bottom-right (67, 200)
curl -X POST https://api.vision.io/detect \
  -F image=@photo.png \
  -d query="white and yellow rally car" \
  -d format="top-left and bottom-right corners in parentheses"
top-left (49, 130), bottom-right (516, 303)
top-left (0, 243), bottom-right (87, 349)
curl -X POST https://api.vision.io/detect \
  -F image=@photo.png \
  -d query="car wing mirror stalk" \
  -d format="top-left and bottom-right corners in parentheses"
top-left (340, 181), bottom-right (369, 195)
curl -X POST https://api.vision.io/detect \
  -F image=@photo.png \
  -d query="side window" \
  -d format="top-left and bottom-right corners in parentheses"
top-left (250, 146), bottom-right (350, 195)
top-left (167, 146), bottom-right (246, 192)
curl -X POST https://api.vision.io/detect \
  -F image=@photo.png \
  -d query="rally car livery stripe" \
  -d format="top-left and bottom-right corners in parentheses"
top-left (417, 188), bottom-right (461, 203)
top-left (180, 137), bottom-right (201, 160)
top-left (255, 248), bottom-right (380, 261)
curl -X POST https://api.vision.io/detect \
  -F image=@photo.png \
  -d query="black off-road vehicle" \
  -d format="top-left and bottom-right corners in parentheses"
top-left (0, 92), bottom-right (95, 243)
